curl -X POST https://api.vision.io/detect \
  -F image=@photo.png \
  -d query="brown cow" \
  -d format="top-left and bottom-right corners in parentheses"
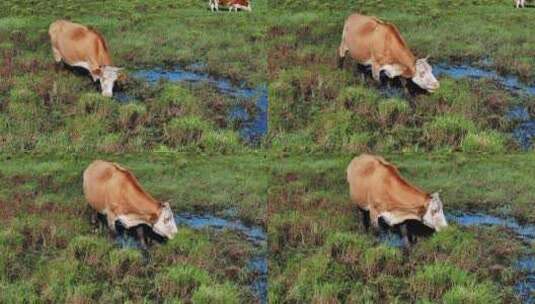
top-left (338, 14), bottom-right (439, 92)
top-left (49, 20), bottom-right (122, 97)
top-left (83, 160), bottom-right (178, 248)
top-left (210, 0), bottom-right (252, 12)
top-left (347, 154), bottom-right (447, 247)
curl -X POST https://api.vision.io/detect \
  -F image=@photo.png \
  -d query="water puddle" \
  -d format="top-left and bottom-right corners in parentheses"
top-left (175, 212), bottom-right (267, 304)
top-left (434, 64), bottom-right (535, 96)
top-left (175, 213), bottom-right (266, 247)
top-left (448, 212), bottom-right (535, 303)
top-left (131, 67), bottom-right (268, 144)
top-left (434, 63), bottom-right (535, 149)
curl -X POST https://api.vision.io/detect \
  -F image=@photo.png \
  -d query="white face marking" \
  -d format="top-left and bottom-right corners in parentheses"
top-left (99, 66), bottom-right (121, 97)
top-left (422, 192), bottom-right (448, 231)
top-left (412, 58), bottom-right (440, 92)
top-left (152, 202), bottom-right (178, 239)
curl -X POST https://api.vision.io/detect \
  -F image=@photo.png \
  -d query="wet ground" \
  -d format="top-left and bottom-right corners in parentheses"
top-left (375, 211), bottom-right (535, 303)
top-left (434, 64), bottom-right (535, 96)
top-left (358, 62), bottom-right (535, 149)
top-left (174, 212), bottom-right (267, 304)
top-left (435, 63), bottom-right (535, 150)
top-left (448, 212), bottom-right (535, 304)
top-left (114, 212), bottom-right (267, 303)
top-left (130, 66), bottom-right (268, 144)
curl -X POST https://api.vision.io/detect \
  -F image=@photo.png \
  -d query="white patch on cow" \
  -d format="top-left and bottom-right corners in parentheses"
top-left (361, 59), bottom-right (373, 66)
top-left (233, 4), bottom-right (251, 11)
top-left (72, 61), bottom-right (91, 73)
top-left (422, 192), bottom-right (448, 231)
top-left (380, 211), bottom-right (420, 226)
top-left (381, 64), bottom-right (404, 78)
top-left (116, 214), bottom-right (147, 228)
top-left (209, 0), bottom-right (218, 11)
top-left (152, 202), bottom-right (178, 239)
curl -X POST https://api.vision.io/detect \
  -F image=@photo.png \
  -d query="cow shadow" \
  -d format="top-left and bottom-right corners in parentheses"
top-left (379, 218), bottom-right (436, 244)
top-left (354, 207), bottom-right (436, 247)
top-left (92, 212), bottom-right (167, 249)
top-left (352, 63), bottom-right (428, 97)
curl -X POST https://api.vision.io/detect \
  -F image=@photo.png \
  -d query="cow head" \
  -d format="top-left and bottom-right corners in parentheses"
top-left (411, 57), bottom-right (440, 93)
top-left (152, 202), bottom-right (178, 239)
top-left (422, 192), bottom-right (448, 231)
top-left (91, 66), bottom-right (122, 97)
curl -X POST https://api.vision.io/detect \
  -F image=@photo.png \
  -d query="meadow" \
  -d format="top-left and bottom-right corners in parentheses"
top-left (0, 152), bottom-right (267, 303)
top-left (268, 153), bottom-right (535, 303)
top-left (0, 0), bottom-right (267, 153)
top-left (268, 0), bottom-right (535, 153)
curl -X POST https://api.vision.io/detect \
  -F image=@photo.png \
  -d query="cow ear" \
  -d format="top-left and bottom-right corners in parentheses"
top-left (91, 68), bottom-right (102, 80)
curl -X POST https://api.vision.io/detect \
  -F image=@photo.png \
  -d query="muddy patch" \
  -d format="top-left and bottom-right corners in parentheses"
top-left (175, 212), bottom-right (267, 304)
top-left (448, 212), bottom-right (535, 304)
top-left (131, 66), bottom-right (268, 144)
top-left (435, 63), bottom-right (535, 149)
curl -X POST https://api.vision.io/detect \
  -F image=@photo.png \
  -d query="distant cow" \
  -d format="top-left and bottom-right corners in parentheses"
top-left (347, 154), bottom-right (448, 247)
top-left (338, 14), bottom-right (439, 93)
top-left (209, 0), bottom-right (252, 12)
top-left (49, 20), bottom-right (122, 97)
top-left (516, 0), bottom-right (525, 8)
top-left (83, 160), bottom-right (178, 248)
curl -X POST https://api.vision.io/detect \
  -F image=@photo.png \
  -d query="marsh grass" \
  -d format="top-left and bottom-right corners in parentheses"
top-left (268, 153), bottom-right (534, 303)
top-left (267, 0), bottom-right (533, 152)
top-left (0, 153), bottom-right (267, 302)
top-left (0, 0), bottom-right (267, 153)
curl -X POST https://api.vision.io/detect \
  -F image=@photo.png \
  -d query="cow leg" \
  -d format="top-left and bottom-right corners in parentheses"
top-left (136, 226), bottom-right (148, 250)
top-left (409, 232), bottom-right (417, 244)
top-left (106, 213), bottom-right (117, 238)
top-left (337, 44), bottom-right (348, 69)
top-left (400, 77), bottom-right (410, 95)
top-left (359, 208), bottom-right (370, 232)
top-left (369, 209), bottom-right (382, 236)
top-left (90, 211), bottom-right (98, 225)
top-left (52, 47), bottom-right (62, 63)
top-left (371, 63), bottom-right (381, 83)
top-left (400, 223), bottom-right (411, 249)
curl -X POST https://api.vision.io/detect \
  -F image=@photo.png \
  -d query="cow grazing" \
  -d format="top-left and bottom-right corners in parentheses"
top-left (346, 154), bottom-right (448, 247)
top-left (338, 14), bottom-right (439, 93)
top-left (210, 0), bottom-right (252, 12)
top-left (83, 160), bottom-right (178, 248)
top-left (516, 0), bottom-right (525, 8)
top-left (49, 20), bottom-right (122, 97)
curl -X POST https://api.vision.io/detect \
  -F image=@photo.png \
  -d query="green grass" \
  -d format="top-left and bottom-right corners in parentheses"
top-left (267, 0), bottom-right (533, 152)
top-left (0, 153), bottom-right (267, 303)
top-left (0, 0), bottom-right (267, 153)
top-left (268, 152), bottom-right (534, 303)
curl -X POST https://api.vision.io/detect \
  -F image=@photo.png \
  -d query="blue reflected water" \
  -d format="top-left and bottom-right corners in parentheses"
top-left (175, 212), bottom-right (267, 304)
top-left (448, 212), bottom-right (535, 304)
top-left (133, 67), bottom-right (268, 144)
top-left (435, 63), bottom-right (535, 149)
